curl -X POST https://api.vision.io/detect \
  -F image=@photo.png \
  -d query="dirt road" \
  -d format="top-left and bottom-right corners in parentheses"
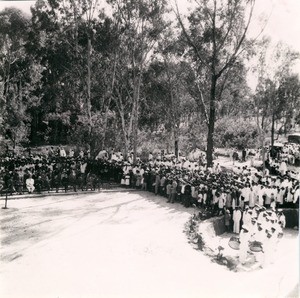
top-left (0, 190), bottom-right (298, 298)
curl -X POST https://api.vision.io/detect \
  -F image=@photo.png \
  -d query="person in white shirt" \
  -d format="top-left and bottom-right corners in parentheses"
top-left (95, 150), bottom-right (107, 160)
top-left (257, 186), bottom-right (265, 206)
top-left (285, 187), bottom-right (294, 207)
top-left (239, 225), bottom-right (251, 265)
top-left (249, 217), bottom-right (258, 238)
top-left (242, 207), bottom-right (252, 226)
top-left (264, 228), bottom-right (277, 266)
top-left (275, 187), bottom-right (284, 207)
top-left (241, 185), bottom-right (250, 207)
top-left (214, 163), bottom-right (221, 174)
top-left (59, 147), bottom-right (66, 157)
top-left (249, 187), bottom-right (255, 208)
top-left (277, 210), bottom-right (286, 228)
top-left (270, 196), bottom-right (276, 210)
top-left (69, 149), bottom-right (74, 157)
top-left (26, 175), bottom-right (35, 193)
top-left (263, 167), bottom-right (270, 177)
top-left (293, 186), bottom-right (300, 205)
top-left (148, 152), bottom-right (153, 161)
top-left (79, 150), bottom-right (84, 158)
top-left (218, 191), bottom-right (226, 215)
top-left (233, 207), bottom-right (242, 234)
top-left (254, 221), bottom-right (266, 268)
top-left (279, 161), bottom-right (287, 176)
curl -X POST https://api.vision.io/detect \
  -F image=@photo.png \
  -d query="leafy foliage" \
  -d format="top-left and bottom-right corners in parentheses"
top-left (215, 117), bottom-right (258, 149)
top-left (0, 0), bottom-right (299, 158)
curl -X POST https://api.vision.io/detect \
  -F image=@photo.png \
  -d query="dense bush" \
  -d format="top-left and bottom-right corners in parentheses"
top-left (214, 117), bottom-right (259, 149)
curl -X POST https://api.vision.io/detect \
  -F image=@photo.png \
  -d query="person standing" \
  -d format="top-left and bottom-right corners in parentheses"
top-left (279, 160), bottom-right (287, 176)
top-left (254, 221), bottom-right (266, 268)
top-left (276, 187), bottom-right (284, 207)
top-left (26, 175), bottom-right (35, 193)
top-left (135, 170), bottom-right (142, 189)
top-left (160, 174), bottom-right (166, 196)
top-left (233, 207), bottom-right (242, 234)
top-left (224, 209), bottom-right (231, 232)
top-left (182, 183), bottom-right (192, 208)
top-left (233, 149), bottom-right (239, 164)
top-left (166, 180), bottom-right (172, 201)
top-left (285, 187), bottom-right (294, 208)
top-left (270, 193), bottom-right (276, 210)
top-left (249, 186), bottom-right (255, 208)
top-left (170, 179), bottom-right (177, 203)
top-left (69, 149), bottom-right (74, 158)
top-left (60, 147), bottom-right (66, 158)
top-left (218, 190), bottom-right (226, 215)
top-left (225, 189), bottom-right (232, 213)
top-left (239, 225), bottom-right (250, 265)
top-left (242, 148), bottom-right (247, 162)
top-left (263, 228), bottom-right (277, 266)
top-left (242, 207), bottom-right (252, 227)
top-left (277, 210), bottom-right (286, 228)
top-left (242, 184), bottom-right (250, 207)
top-left (154, 172), bottom-right (160, 195)
top-left (293, 186), bottom-right (300, 206)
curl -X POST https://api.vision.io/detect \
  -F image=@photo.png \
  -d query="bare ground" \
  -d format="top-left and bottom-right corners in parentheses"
top-left (0, 190), bottom-right (299, 298)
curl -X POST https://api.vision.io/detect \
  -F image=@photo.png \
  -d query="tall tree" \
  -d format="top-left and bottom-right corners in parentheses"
top-left (108, 0), bottom-right (168, 161)
top-left (253, 38), bottom-right (299, 159)
top-left (175, 0), bottom-right (256, 167)
top-left (0, 8), bottom-right (43, 148)
top-left (28, 0), bottom-right (113, 148)
top-left (276, 74), bottom-right (300, 134)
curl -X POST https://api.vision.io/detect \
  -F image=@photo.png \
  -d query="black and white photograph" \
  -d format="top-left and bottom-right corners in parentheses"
top-left (0, 0), bottom-right (299, 297)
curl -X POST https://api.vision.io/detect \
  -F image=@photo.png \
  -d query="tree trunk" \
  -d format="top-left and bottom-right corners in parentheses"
top-left (174, 131), bottom-right (179, 159)
top-left (87, 37), bottom-right (92, 140)
top-left (124, 136), bottom-right (130, 161)
top-left (54, 121), bottom-right (58, 144)
top-left (132, 74), bottom-right (142, 164)
top-left (261, 134), bottom-right (266, 176)
top-left (101, 99), bottom-right (111, 150)
top-left (271, 111), bottom-right (275, 150)
top-left (206, 75), bottom-right (217, 167)
top-left (101, 56), bottom-right (117, 150)
top-left (132, 107), bottom-right (138, 164)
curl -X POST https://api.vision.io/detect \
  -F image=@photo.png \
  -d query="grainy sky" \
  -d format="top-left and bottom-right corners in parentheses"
top-left (1, 0), bottom-right (299, 77)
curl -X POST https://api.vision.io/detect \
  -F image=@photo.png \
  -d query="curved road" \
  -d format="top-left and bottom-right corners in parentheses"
top-left (0, 190), bottom-right (298, 298)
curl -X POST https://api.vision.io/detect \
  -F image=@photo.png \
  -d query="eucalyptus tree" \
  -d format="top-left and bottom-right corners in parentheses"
top-left (175, 0), bottom-right (256, 167)
top-left (276, 74), bottom-right (300, 135)
top-left (0, 7), bottom-right (43, 148)
top-left (141, 58), bottom-right (196, 156)
top-left (253, 38), bottom-right (299, 153)
top-left (108, 0), bottom-right (169, 161)
top-left (28, 0), bottom-right (111, 147)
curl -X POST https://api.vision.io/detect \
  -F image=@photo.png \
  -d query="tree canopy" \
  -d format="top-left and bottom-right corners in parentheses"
top-left (0, 0), bottom-right (299, 161)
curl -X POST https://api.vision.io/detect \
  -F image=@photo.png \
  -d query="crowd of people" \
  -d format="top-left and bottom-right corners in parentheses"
top-left (269, 142), bottom-right (300, 166)
top-left (1, 145), bottom-right (297, 270)
top-left (121, 156), bottom-right (299, 208)
top-left (1, 147), bottom-right (299, 215)
top-left (0, 147), bottom-right (123, 195)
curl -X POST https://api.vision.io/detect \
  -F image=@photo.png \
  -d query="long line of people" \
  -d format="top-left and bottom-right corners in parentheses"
top-left (1, 148), bottom-right (299, 213)
top-left (120, 160), bottom-right (299, 210)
